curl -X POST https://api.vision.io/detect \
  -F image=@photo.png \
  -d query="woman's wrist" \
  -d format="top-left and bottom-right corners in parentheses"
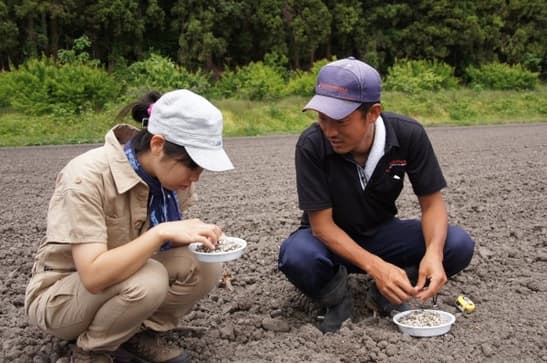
top-left (148, 224), bottom-right (168, 248)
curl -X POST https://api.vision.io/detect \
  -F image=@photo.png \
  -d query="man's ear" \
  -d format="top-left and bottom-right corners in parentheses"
top-left (367, 103), bottom-right (382, 122)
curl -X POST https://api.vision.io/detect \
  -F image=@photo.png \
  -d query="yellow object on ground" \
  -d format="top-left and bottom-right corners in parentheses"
top-left (456, 295), bottom-right (476, 313)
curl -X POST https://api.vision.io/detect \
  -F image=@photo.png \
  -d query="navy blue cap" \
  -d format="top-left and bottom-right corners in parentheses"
top-left (303, 57), bottom-right (381, 120)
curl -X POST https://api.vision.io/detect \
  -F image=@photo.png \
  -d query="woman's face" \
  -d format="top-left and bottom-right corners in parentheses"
top-left (155, 155), bottom-right (203, 191)
top-left (145, 135), bottom-right (204, 191)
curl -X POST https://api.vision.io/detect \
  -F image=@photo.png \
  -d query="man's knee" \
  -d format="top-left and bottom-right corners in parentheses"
top-left (445, 226), bottom-right (475, 276)
top-left (278, 230), bottom-right (335, 296)
top-left (278, 231), bottom-right (319, 276)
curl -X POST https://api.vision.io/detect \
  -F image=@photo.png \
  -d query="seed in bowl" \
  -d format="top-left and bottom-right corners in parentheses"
top-left (397, 310), bottom-right (442, 327)
top-left (195, 238), bottom-right (241, 253)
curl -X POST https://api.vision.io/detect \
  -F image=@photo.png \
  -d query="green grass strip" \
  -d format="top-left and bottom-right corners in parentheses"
top-left (1, 86), bottom-right (546, 147)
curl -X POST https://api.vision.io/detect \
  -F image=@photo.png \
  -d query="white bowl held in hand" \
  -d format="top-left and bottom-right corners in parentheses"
top-left (188, 236), bottom-right (247, 263)
top-left (393, 309), bottom-right (456, 337)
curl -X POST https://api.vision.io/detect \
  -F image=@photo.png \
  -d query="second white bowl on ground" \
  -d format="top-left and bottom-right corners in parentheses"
top-left (392, 309), bottom-right (456, 337)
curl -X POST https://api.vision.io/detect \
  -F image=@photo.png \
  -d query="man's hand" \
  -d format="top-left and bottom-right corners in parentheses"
top-left (370, 260), bottom-right (419, 304)
top-left (415, 250), bottom-right (447, 300)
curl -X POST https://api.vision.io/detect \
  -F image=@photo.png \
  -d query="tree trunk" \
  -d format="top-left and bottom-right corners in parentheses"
top-left (25, 15), bottom-right (37, 57)
top-left (206, 53), bottom-right (214, 73)
top-left (49, 16), bottom-right (59, 58)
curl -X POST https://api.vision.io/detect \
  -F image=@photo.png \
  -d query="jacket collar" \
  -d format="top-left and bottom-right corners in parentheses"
top-left (104, 124), bottom-right (144, 194)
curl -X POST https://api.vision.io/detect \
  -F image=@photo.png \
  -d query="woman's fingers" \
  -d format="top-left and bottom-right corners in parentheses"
top-left (156, 219), bottom-right (224, 247)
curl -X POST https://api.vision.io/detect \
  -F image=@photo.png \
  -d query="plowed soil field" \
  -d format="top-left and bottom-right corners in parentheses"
top-left (1, 123), bottom-right (546, 362)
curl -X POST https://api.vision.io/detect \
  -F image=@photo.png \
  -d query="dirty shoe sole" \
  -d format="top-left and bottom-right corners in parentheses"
top-left (114, 348), bottom-right (191, 363)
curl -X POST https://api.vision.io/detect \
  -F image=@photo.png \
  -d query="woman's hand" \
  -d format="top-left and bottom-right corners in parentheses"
top-left (154, 218), bottom-right (223, 250)
top-left (73, 218), bottom-right (223, 293)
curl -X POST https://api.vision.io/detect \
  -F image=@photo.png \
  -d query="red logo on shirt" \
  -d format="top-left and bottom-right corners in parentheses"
top-left (385, 159), bottom-right (407, 173)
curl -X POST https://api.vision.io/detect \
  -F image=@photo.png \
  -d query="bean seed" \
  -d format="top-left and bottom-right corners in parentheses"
top-left (397, 310), bottom-right (442, 327)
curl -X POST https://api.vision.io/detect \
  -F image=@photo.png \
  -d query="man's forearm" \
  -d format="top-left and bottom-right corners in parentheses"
top-left (419, 192), bottom-right (448, 258)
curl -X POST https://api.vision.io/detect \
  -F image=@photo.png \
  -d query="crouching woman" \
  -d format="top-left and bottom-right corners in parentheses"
top-left (25, 89), bottom-right (234, 363)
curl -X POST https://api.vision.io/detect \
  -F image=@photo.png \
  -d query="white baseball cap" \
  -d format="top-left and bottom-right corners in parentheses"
top-left (147, 89), bottom-right (234, 172)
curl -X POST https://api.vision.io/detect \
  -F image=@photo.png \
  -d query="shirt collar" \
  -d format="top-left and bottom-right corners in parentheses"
top-left (104, 124), bottom-right (144, 194)
top-left (382, 112), bottom-right (400, 152)
top-left (320, 112), bottom-right (399, 158)
top-left (364, 115), bottom-right (386, 179)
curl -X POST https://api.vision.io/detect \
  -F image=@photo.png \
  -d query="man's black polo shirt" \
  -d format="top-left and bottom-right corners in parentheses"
top-left (295, 111), bottom-right (447, 240)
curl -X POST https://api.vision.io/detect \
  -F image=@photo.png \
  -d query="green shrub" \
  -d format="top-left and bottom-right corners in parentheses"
top-left (465, 63), bottom-right (538, 90)
top-left (0, 71), bottom-right (13, 108)
top-left (210, 68), bottom-right (238, 99)
top-left (57, 35), bottom-right (98, 66)
top-left (0, 58), bottom-right (56, 114)
top-left (213, 61), bottom-right (286, 100)
top-left (285, 58), bottom-right (333, 97)
top-left (384, 59), bottom-right (459, 93)
top-left (120, 53), bottom-right (212, 96)
top-left (52, 63), bottom-right (121, 115)
top-left (0, 57), bottom-right (120, 115)
top-left (263, 52), bottom-right (290, 80)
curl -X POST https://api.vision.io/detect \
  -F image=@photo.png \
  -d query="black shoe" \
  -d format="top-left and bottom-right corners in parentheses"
top-left (319, 289), bottom-right (353, 333)
top-left (316, 266), bottom-right (353, 333)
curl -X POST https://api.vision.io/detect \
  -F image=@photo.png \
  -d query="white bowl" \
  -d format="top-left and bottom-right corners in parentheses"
top-left (392, 309), bottom-right (455, 337)
top-left (188, 236), bottom-right (247, 263)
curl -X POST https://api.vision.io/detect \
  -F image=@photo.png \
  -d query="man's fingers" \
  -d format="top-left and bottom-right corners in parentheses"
top-left (415, 273), bottom-right (427, 290)
top-left (383, 288), bottom-right (404, 304)
top-left (416, 277), bottom-right (444, 300)
top-left (384, 283), bottom-right (415, 304)
top-left (417, 287), bottom-right (439, 301)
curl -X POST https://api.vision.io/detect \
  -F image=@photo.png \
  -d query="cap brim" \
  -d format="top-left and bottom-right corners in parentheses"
top-left (303, 94), bottom-right (362, 120)
top-left (186, 146), bottom-right (234, 172)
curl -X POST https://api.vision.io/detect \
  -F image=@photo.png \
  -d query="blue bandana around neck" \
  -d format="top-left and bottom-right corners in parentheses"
top-left (124, 141), bottom-right (181, 251)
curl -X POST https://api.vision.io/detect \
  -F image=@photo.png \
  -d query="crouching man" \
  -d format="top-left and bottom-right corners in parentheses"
top-left (278, 58), bottom-right (474, 333)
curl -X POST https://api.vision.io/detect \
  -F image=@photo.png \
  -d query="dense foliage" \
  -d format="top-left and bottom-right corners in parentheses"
top-left (0, 0), bottom-right (545, 78)
top-left (0, 57), bottom-right (120, 115)
top-left (0, 50), bottom-right (540, 116)
top-left (384, 60), bottom-right (459, 93)
top-left (466, 63), bottom-right (539, 90)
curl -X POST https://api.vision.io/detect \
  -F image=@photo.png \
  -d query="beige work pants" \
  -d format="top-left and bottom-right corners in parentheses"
top-left (25, 247), bottom-right (221, 351)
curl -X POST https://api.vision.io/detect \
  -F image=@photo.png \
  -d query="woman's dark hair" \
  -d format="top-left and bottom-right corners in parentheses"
top-left (117, 91), bottom-right (161, 128)
top-left (117, 91), bottom-right (200, 170)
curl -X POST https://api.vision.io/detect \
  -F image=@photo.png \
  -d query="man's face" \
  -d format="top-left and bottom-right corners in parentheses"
top-left (317, 109), bottom-right (372, 155)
